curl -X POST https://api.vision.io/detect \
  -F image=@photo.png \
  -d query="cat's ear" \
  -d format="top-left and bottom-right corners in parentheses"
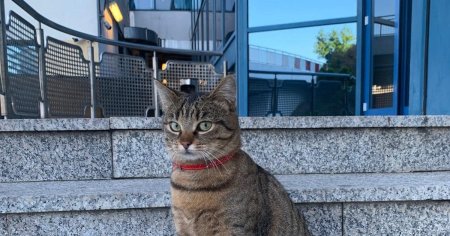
top-left (209, 75), bottom-right (236, 105)
top-left (154, 79), bottom-right (180, 112)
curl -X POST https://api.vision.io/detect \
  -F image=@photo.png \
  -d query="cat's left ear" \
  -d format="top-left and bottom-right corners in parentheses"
top-left (209, 75), bottom-right (236, 106)
top-left (154, 79), bottom-right (181, 113)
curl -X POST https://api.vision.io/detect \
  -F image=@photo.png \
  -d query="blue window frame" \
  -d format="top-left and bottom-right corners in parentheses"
top-left (363, 0), bottom-right (411, 115)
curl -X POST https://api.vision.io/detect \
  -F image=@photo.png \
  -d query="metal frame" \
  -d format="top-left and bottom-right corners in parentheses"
top-left (0, 0), bottom-right (9, 117)
top-left (241, 1), bottom-right (360, 117)
top-left (408, 0), bottom-right (429, 115)
top-left (11, 0), bottom-right (222, 57)
top-left (248, 70), bottom-right (355, 116)
top-left (0, 0), bottom-right (228, 119)
top-left (236, 0), bottom-right (248, 116)
top-left (363, 0), bottom-right (404, 115)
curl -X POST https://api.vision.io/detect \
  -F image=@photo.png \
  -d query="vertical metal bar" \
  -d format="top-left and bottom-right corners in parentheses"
top-left (422, 0), bottom-right (430, 115)
top-left (310, 76), bottom-right (315, 115)
top-left (37, 23), bottom-right (48, 118)
top-left (221, 0), bottom-right (225, 48)
top-left (236, 0), bottom-right (248, 116)
top-left (272, 74), bottom-right (278, 116)
top-left (205, 0), bottom-right (210, 52)
top-left (355, 0), bottom-right (364, 115)
top-left (212, 0), bottom-right (216, 51)
top-left (0, 0), bottom-right (9, 118)
top-left (152, 51), bottom-right (159, 117)
top-left (223, 60), bottom-right (227, 76)
top-left (88, 41), bottom-right (96, 118)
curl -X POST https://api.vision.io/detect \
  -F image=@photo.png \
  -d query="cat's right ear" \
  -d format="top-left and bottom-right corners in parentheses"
top-left (154, 79), bottom-right (180, 113)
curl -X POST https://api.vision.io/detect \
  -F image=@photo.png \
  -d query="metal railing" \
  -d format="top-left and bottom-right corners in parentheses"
top-left (0, 0), bottom-right (223, 119)
top-left (248, 70), bottom-right (355, 116)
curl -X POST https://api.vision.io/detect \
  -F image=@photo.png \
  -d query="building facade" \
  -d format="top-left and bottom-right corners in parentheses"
top-left (120, 0), bottom-right (450, 117)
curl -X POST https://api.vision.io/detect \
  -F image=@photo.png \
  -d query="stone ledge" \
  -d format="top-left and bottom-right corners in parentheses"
top-left (1, 171), bottom-right (449, 214)
top-left (1, 116), bottom-right (450, 132)
top-left (0, 118), bottom-right (110, 132)
top-left (109, 116), bottom-right (450, 130)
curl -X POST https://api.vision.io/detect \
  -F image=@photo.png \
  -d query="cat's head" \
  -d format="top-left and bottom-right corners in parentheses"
top-left (155, 75), bottom-right (240, 164)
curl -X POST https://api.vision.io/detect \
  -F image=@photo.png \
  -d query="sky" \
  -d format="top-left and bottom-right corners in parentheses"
top-left (248, 0), bottom-right (358, 62)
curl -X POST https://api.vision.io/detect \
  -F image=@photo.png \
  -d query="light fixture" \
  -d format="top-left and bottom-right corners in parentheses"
top-left (108, 1), bottom-right (123, 23)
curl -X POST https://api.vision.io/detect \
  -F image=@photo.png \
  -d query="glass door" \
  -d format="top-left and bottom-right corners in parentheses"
top-left (363, 0), bottom-right (399, 115)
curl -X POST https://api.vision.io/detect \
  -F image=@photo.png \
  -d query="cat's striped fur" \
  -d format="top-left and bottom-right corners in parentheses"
top-left (155, 75), bottom-right (310, 236)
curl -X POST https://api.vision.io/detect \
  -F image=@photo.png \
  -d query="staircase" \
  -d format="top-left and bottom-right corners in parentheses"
top-left (1, 116), bottom-right (450, 235)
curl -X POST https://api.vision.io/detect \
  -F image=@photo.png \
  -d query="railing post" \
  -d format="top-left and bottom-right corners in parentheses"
top-left (0, 0), bottom-right (8, 118)
top-left (88, 41), bottom-right (96, 118)
top-left (271, 74), bottom-right (278, 116)
top-left (152, 51), bottom-right (159, 117)
top-left (311, 75), bottom-right (315, 115)
top-left (223, 60), bottom-right (227, 76)
top-left (37, 23), bottom-right (48, 118)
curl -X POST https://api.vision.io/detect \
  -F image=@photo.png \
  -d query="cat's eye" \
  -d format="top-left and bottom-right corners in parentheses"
top-left (169, 122), bottom-right (181, 132)
top-left (197, 121), bottom-right (213, 132)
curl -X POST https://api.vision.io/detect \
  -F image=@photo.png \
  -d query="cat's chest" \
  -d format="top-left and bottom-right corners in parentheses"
top-left (171, 188), bottom-right (226, 211)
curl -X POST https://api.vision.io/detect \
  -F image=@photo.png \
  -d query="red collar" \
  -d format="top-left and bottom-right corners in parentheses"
top-left (172, 153), bottom-right (235, 171)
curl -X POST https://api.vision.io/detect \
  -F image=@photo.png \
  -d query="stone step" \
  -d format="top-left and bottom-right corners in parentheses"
top-left (1, 116), bottom-right (450, 182)
top-left (111, 116), bottom-right (450, 178)
top-left (1, 171), bottom-right (450, 235)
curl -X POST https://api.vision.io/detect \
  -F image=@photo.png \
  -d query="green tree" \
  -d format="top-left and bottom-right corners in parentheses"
top-left (314, 27), bottom-right (356, 75)
top-left (311, 27), bottom-right (357, 115)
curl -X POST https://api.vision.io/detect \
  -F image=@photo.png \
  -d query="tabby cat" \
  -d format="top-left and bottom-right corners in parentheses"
top-left (155, 76), bottom-right (310, 236)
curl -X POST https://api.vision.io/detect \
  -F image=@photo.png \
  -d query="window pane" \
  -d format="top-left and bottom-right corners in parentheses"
top-left (370, 0), bottom-right (395, 108)
top-left (224, 0), bottom-right (235, 43)
top-left (249, 0), bottom-right (357, 27)
top-left (130, 0), bottom-right (155, 10)
top-left (172, 0), bottom-right (192, 10)
top-left (249, 24), bottom-right (356, 116)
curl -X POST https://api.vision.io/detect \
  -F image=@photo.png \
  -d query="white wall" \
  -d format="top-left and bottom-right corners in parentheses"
top-left (130, 10), bottom-right (191, 48)
top-left (5, 0), bottom-right (98, 41)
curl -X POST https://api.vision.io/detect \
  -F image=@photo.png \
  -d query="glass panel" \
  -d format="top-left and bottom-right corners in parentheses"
top-left (155, 0), bottom-right (171, 10)
top-left (371, 0), bottom-right (396, 108)
top-left (215, 0), bottom-right (223, 49)
top-left (208, 0), bottom-right (215, 50)
top-left (130, 0), bottom-right (155, 10)
top-left (249, 24), bottom-right (357, 116)
top-left (224, 0), bottom-right (235, 43)
top-left (172, 0), bottom-right (192, 10)
top-left (249, 0), bottom-right (357, 27)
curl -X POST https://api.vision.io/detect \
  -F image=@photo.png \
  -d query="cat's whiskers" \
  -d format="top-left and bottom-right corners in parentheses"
top-left (204, 149), bottom-right (230, 175)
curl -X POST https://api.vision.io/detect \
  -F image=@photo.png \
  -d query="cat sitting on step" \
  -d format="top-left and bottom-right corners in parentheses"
top-left (155, 75), bottom-right (310, 236)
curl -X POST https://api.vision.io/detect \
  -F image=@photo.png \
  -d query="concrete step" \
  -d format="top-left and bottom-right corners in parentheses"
top-left (1, 116), bottom-right (450, 182)
top-left (1, 171), bottom-right (450, 235)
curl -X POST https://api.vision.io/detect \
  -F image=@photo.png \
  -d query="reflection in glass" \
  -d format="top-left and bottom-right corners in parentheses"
top-left (249, 0), bottom-right (356, 27)
top-left (248, 24), bottom-right (356, 116)
top-left (371, 0), bottom-right (395, 108)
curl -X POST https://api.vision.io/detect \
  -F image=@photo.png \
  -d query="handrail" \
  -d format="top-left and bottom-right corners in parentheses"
top-left (249, 70), bottom-right (354, 79)
top-left (11, 0), bottom-right (223, 57)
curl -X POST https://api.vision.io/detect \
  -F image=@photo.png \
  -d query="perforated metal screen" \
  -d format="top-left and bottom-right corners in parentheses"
top-left (160, 60), bottom-right (222, 94)
top-left (96, 53), bottom-right (154, 117)
top-left (278, 80), bottom-right (312, 116)
top-left (45, 37), bottom-right (90, 118)
top-left (5, 12), bottom-right (40, 117)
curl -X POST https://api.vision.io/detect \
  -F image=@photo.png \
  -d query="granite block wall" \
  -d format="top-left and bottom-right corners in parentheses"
top-left (0, 215), bottom-right (6, 236)
top-left (242, 127), bottom-right (450, 175)
top-left (0, 131), bottom-right (112, 182)
top-left (1, 204), bottom-right (342, 236)
top-left (111, 127), bottom-right (450, 178)
top-left (112, 130), bottom-right (170, 178)
top-left (343, 201), bottom-right (450, 235)
top-left (3, 201), bottom-right (450, 235)
top-left (299, 203), bottom-right (342, 236)
top-left (4, 208), bottom-right (174, 236)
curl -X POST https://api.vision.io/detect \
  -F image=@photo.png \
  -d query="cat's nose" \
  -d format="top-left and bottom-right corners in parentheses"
top-left (180, 141), bottom-right (191, 150)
